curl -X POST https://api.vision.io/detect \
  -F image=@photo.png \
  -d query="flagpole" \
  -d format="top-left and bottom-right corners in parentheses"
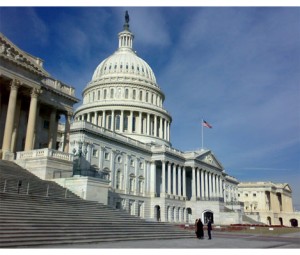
top-left (201, 119), bottom-right (204, 149)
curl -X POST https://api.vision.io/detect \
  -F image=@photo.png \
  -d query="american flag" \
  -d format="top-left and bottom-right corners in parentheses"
top-left (202, 120), bottom-right (212, 129)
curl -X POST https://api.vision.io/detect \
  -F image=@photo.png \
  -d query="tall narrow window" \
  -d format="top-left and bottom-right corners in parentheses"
top-left (116, 171), bottom-right (121, 189)
top-left (98, 90), bottom-right (100, 100)
top-left (132, 116), bottom-right (136, 132)
top-left (146, 92), bottom-right (148, 102)
top-left (110, 88), bottom-right (114, 98)
top-left (104, 89), bottom-right (107, 99)
top-left (139, 91), bottom-right (143, 101)
top-left (133, 90), bottom-right (136, 100)
top-left (125, 89), bottom-right (129, 99)
top-left (124, 115), bottom-right (128, 131)
top-left (108, 115), bottom-right (112, 130)
top-left (115, 115), bottom-right (120, 131)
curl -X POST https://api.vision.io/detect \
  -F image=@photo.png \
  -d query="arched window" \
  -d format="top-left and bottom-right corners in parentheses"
top-left (103, 89), bottom-right (107, 99)
top-left (116, 170), bottom-right (122, 190)
top-left (129, 174), bottom-right (135, 193)
top-left (133, 90), bottom-right (136, 99)
top-left (110, 88), bottom-right (114, 98)
top-left (146, 92), bottom-right (148, 102)
top-left (139, 91), bottom-right (143, 101)
top-left (125, 89), bottom-right (129, 99)
top-left (98, 90), bottom-right (100, 100)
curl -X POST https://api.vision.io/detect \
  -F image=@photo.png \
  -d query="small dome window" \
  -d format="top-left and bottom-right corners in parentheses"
top-left (133, 90), bottom-right (136, 100)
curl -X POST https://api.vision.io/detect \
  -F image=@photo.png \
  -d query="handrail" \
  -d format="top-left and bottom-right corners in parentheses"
top-left (0, 178), bottom-right (74, 199)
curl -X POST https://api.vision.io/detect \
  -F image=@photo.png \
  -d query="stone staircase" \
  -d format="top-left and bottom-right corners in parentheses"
top-left (0, 160), bottom-right (194, 247)
top-left (242, 214), bottom-right (264, 225)
top-left (0, 160), bottom-right (79, 199)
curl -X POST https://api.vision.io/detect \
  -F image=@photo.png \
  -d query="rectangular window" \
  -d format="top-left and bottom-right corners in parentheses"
top-left (104, 152), bottom-right (110, 160)
top-left (132, 116), bottom-right (136, 132)
top-left (130, 160), bottom-right (135, 167)
top-left (92, 149), bottom-right (98, 157)
top-left (124, 116), bottom-right (128, 131)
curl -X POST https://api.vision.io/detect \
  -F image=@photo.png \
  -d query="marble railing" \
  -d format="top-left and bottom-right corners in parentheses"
top-left (71, 121), bottom-right (153, 151)
top-left (16, 148), bottom-right (73, 161)
top-left (42, 77), bottom-right (75, 97)
top-left (151, 144), bottom-right (184, 157)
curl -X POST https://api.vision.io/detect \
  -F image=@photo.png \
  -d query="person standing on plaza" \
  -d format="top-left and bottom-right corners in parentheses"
top-left (195, 219), bottom-right (199, 238)
top-left (207, 219), bottom-right (212, 239)
top-left (197, 219), bottom-right (204, 239)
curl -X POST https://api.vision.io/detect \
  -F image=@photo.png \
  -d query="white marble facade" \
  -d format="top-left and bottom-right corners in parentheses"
top-left (68, 13), bottom-right (242, 224)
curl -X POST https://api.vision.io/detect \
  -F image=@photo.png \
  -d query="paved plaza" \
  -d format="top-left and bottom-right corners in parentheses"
top-left (37, 231), bottom-right (300, 249)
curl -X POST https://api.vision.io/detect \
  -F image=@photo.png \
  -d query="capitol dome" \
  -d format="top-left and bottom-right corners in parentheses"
top-left (91, 44), bottom-right (157, 86)
top-left (74, 12), bottom-right (172, 146)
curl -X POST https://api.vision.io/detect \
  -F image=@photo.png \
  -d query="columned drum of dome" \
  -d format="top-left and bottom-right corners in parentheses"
top-left (74, 12), bottom-right (172, 146)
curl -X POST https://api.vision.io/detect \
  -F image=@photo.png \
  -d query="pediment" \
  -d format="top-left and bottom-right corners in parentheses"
top-left (0, 32), bottom-right (49, 76)
top-left (282, 183), bottom-right (292, 193)
top-left (195, 150), bottom-right (224, 170)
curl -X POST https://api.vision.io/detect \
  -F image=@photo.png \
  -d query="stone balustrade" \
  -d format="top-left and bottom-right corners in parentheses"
top-left (16, 148), bottom-right (73, 161)
top-left (42, 77), bottom-right (75, 97)
top-left (72, 121), bottom-right (152, 151)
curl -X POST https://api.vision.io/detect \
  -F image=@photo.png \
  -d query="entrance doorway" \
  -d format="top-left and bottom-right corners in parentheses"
top-left (203, 211), bottom-right (214, 224)
top-left (155, 205), bottom-right (161, 221)
top-left (290, 219), bottom-right (298, 227)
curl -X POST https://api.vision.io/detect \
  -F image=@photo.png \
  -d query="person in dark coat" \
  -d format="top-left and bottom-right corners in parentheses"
top-left (207, 219), bottom-right (212, 239)
top-left (197, 219), bottom-right (204, 239)
top-left (194, 219), bottom-right (199, 238)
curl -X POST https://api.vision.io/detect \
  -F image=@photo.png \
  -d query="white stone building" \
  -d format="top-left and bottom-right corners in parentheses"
top-left (66, 13), bottom-right (244, 224)
top-left (238, 182), bottom-right (300, 227)
top-left (6, 12), bottom-right (300, 226)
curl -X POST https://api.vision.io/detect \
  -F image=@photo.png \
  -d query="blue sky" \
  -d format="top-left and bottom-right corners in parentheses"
top-left (1, 6), bottom-right (299, 210)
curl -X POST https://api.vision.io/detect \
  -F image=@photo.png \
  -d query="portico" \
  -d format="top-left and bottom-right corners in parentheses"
top-left (0, 32), bottom-right (79, 159)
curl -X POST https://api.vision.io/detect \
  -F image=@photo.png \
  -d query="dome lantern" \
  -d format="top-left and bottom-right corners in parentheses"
top-left (118, 10), bottom-right (134, 50)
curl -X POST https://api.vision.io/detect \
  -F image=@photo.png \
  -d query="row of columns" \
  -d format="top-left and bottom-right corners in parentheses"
top-left (1, 79), bottom-right (72, 158)
top-left (77, 110), bottom-right (170, 141)
top-left (158, 161), bottom-right (224, 200)
top-left (192, 167), bottom-right (224, 199)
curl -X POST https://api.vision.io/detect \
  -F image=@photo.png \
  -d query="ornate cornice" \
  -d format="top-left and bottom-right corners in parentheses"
top-left (0, 33), bottom-right (49, 77)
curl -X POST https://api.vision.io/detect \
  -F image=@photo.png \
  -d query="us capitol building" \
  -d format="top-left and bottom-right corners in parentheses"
top-left (0, 12), bottom-right (299, 227)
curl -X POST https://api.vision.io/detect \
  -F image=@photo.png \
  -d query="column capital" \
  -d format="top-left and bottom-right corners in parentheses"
top-left (30, 88), bottom-right (41, 98)
top-left (10, 79), bottom-right (21, 90)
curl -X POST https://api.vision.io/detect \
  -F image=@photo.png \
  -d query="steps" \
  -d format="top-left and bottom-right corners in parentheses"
top-left (0, 160), bottom-right (194, 247)
top-left (0, 160), bottom-right (79, 199)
